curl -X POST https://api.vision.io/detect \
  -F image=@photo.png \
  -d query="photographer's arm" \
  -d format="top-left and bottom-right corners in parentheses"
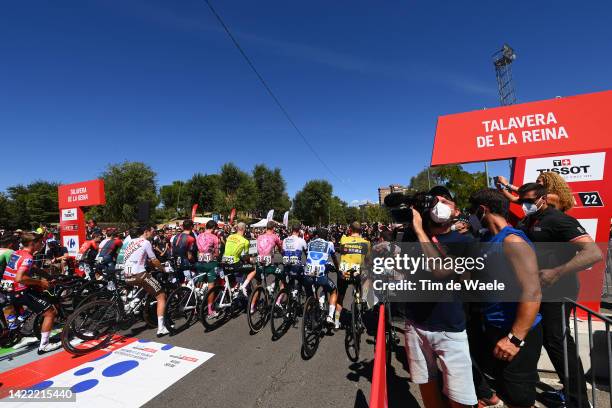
top-left (411, 209), bottom-right (456, 279)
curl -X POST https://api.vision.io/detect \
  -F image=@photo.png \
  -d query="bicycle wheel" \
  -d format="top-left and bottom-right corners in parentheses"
top-left (72, 280), bottom-right (107, 309)
top-left (351, 300), bottom-right (363, 361)
top-left (61, 299), bottom-right (120, 355)
top-left (165, 287), bottom-right (197, 334)
top-left (199, 286), bottom-right (227, 331)
top-left (247, 286), bottom-right (268, 333)
top-left (300, 296), bottom-right (321, 360)
top-left (270, 288), bottom-right (290, 338)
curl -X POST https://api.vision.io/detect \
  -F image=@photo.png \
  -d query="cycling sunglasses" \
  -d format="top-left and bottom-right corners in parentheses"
top-left (517, 196), bottom-right (544, 205)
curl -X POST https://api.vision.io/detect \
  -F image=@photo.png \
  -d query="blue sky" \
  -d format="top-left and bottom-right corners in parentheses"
top-left (2, 1), bottom-right (611, 205)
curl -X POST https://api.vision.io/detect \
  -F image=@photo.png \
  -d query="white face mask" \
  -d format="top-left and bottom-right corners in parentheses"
top-left (522, 198), bottom-right (542, 216)
top-left (430, 202), bottom-right (453, 224)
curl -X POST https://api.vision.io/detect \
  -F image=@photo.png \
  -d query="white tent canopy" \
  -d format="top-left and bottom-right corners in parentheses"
top-left (250, 218), bottom-right (268, 228)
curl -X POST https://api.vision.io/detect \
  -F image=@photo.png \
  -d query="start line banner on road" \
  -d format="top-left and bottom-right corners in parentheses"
top-left (431, 90), bottom-right (612, 165)
top-left (0, 338), bottom-right (214, 408)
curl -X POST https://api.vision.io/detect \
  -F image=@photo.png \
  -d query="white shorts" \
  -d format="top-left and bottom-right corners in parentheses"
top-left (404, 320), bottom-right (477, 406)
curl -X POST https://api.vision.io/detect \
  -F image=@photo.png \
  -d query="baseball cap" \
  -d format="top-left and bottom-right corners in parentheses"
top-left (428, 185), bottom-right (454, 201)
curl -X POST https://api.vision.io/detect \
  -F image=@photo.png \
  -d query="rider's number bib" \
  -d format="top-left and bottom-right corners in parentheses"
top-left (339, 262), bottom-right (360, 274)
top-left (0, 280), bottom-right (13, 291)
top-left (305, 263), bottom-right (325, 276)
top-left (221, 255), bottom-right (235, 264)
top-left (282, 256), bottom-right (300, 265)
top-left (198, 253), bottom-right (212, 263)
top-left (257, 255), bottom-right (272, 266)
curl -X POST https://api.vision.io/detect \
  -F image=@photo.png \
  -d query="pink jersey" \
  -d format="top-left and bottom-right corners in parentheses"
top-left (256, 233), bottom-right (282, 256)
top-left (196, 231), bottom-right (219, 256)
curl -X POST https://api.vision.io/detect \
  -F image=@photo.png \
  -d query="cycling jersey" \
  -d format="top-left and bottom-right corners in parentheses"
top-left (0, 248), bottom-right (14, 274)
top-left (282, 235), bottom-right (308, 265)
top-left (257, 233), bottom-right (282, 257)
top-left (222, 233), bottom-right (250, 264)
top-left (116, 236), bottom-right (132, 266)
top-left (339, 235), bottom-right (370, 273)
top-left (171, 233), bottom-right (196, 259)
top-left (305, 238), bottom-right (335, 277)
top-left (77, 240), bottom-right (99, 262)
top-left (2, 250), bottom-right (34, 292)
top-left (196, 231), bottom-right (219, 263)
top-left (123, 238), bottom-right (156, 276)
top-left (98, 237), bottom-right (123, 260)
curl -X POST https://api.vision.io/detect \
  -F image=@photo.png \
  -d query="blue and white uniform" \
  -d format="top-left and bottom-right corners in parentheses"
top-left (304, 238), bottom-right (336, 292)
top-left (282, 235), bottom-right (308, 275)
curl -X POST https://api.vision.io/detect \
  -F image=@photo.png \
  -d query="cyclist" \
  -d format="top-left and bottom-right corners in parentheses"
top-left (280, 225), bottom-right (308, 303)
top-left (196, 220), bottom-right (221, 318)
top-left (336, 221), bottom-right (371, 329)
top-left (96, 230), bottom-right (123, 272)
top-left (123, 226), bottom-right (169, 337)
top-left (3, 233), bottom-right (61, 354)
top-left (304, 228), bottom-right (339, 327)
top-left (76, 233), bottom-right (102, 278)
top-left (170, 220), bottom-right (197, 283)
top-left (222, 222), bottom-right (254, 297)
top-left (1, 234), bottom-right (19, 274)
top-left (255, 221), bottom-right (283, 285)
top-left (115, 228), bottom-right (135, 269)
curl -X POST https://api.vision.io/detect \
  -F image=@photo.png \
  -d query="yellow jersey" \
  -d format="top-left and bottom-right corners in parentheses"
top-left (339, 235), bottom-right (370, 273)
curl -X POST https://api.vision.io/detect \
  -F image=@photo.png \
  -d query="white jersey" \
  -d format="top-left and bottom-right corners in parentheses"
top-left (123, 238), bottom-right (156, 276)
top-left (282, 235), bottom-right (308, 265)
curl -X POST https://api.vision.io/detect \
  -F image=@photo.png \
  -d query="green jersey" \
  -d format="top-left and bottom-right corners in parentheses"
top-left (222, 234), bottom-right (249, 264)
top-left (0, 248), bottom-right (14, 273)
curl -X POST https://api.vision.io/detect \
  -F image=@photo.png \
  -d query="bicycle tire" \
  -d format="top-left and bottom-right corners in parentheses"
top-left (247, 286), bottom-right (268, 333)
top-left (300, 296), bottom-right (320, 359)
top-left (61, 299), bottom-right (120, 355)
top-left (199, 286), bottom-right (226, 331)
top-left (270, 288), bottom-right (290, 338)
top-left (165, 286), bottom-right (197, 334)
top-left (72, 280), bottom-right (107, 310)
top-left (352, 301), bottom-right (363, 360)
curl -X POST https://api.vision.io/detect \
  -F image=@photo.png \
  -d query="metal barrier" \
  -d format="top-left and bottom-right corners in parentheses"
top-left (561, 299), bottom-right (612, 407)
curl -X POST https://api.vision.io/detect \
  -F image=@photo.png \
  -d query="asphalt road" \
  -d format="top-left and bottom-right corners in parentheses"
top-left (124, 286), bottom-right (423, 408)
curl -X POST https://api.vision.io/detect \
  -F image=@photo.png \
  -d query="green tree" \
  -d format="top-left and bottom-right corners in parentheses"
top-left (293, 180), bottom-right (332, 225)
top-left (409, 164), bottom-right (487, 209)
top-left (1, 181), bottom-right (59, 229)
top-left (185, 173), bottom-right (223, 214)
top-left (219, 163), bottom-right (256, 215)
top-left (252, 164), bottom-right (291, 219)
top-left (159, 181), bottom-right (187, 216)
top-left (93, 162), bottom-right (158, 223)
top-left (329, 196), bottom-right (348, 224)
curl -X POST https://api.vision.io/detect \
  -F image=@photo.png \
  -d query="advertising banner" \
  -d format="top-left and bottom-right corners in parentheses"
top-left (431, 90), bottom-right (612, 165)
top-left (58, 179), bottom-right (106, 209)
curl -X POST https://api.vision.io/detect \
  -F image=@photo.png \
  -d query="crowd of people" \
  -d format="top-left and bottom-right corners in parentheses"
top-left (0, 170), bottom-right (606, 408)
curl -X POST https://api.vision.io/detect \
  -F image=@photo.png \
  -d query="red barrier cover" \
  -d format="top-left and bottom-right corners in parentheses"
top-left (369, 304), bottom-right (388, 408)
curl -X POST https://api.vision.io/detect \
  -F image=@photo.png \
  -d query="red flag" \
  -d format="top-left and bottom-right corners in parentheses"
top-left (229, 208), bottom-right (236, 224)
top-left (191, 204), bottom-right (198, 221)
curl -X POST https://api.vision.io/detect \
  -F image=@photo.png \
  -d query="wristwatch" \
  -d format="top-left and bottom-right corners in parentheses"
top-left (507, 333), bottom-right (525, 347)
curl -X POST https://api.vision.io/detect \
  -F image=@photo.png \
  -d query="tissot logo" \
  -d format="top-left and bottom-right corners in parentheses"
top-left (553, 159), bottom-right (571, 166)
top-left (536, 164), bottom-right (590, 176)
top-left (523, 152), bottom-right (606, 184)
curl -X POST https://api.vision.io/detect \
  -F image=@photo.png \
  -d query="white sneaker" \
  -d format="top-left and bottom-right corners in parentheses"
top-left (13, 336), bottom-right (38, 349)
top-left (335, 319), bottom-right (341, 330)
top-left (326, 315), bottom-right (334, 325)
top-left (157, 326), bottom-right (170, 337)
top-left (38, 342), bottom-right (62, 355)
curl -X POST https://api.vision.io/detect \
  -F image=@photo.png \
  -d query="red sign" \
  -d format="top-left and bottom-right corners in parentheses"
top-left (58, 179), bottom-right (106, 209)
top-left (513, 149), bottom-right (612, 312)
top-left (431, 90), bottom-right (612, 165)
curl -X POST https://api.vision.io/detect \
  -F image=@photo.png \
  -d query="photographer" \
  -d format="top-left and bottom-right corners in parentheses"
top-left (404, 186), bottom-right (477, 408)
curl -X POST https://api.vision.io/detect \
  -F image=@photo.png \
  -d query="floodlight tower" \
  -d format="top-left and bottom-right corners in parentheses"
top-left (493, 44), bottom-right (517, 106)
top-left (492, 44), bottom-right (518, 177)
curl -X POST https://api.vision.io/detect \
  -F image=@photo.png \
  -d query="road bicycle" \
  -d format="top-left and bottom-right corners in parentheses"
top-left (165, 269), bottom-right (208, 334)
top-left (343, 267), bottom-right (366, 362)
top-left (300, 265), bottom-right (335, 360)
top-left (60, 267), bottom-right (175, 355)
top-left (270, 271), bottom-right (305, 339)
top-left (246, 257), bottom-right (282, 334)
top-left (198, 265), bottom-right (245, 332)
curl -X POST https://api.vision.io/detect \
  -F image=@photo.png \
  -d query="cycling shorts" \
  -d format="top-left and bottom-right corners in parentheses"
top-left (12, 289), bottom-right (53, 314)
top-left (256, 264), bottom-right (283, 277)
top-left (337, 274), bottom-right (361, 299)
top-left (222, 262), bottom-right (254, 276)
top-left (303, 274), bottom-right (336, 294)
top-left (283, 264), bottom-right (304, 276)
top-left (125, 272), bottom-right (163, 297)
top-left (195, 261), bottom-right (219, 283)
